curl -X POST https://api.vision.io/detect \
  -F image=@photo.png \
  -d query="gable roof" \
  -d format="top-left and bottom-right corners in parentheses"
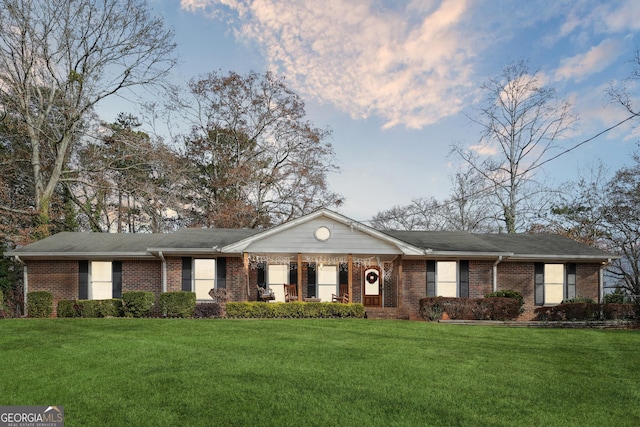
top-left (6, 209), bottom-right (616, 262)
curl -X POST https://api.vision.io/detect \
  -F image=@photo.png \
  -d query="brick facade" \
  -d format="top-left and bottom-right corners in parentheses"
top-left (24, 257), bottom-right (603, 320)
top-left (26, 260), bottom-right (78, 316)
top-left (122, 260), bottom-right (162, 294)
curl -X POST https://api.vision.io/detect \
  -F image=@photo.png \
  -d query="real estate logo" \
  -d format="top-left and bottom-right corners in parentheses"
top-left (0, 406), bottom-right (64, 427)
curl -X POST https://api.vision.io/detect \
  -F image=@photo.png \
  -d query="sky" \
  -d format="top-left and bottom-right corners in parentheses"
top-left (121, 0), bottom-right (640, 222)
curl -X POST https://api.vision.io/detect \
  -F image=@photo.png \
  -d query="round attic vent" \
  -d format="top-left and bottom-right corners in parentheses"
top-left (314, 226), bottom-right (331, 241)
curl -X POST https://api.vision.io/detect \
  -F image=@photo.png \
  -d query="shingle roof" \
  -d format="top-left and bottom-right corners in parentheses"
top-left (7, 214), bottom-right (614, 261)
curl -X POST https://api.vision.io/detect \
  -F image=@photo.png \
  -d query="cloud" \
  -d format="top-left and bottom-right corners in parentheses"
top-left (554, 38), bottom-right (622, 82)
top-left (181, 0), bottom-right (479, 129)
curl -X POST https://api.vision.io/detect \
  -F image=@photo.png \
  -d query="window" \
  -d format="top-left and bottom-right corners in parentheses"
top-left (90, 261), bottom-right (113, 300)
top-left (426, 261), bottom-right (469, 298)
top-left (193, 259), bottom-right (216, 300)
top-left (535, 263), bottom-right (576, 306)
top-left (437, 261), bottom-right (457, 297)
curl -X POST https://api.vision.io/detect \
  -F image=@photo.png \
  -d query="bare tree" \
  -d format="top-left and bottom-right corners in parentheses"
top-left (172, 71), bottom-right (343, 228)
top-left (371, 167), bottom-right (495, 232)
top-left (0, 0), bottom-right (176, 235)
top-left (452, 60), bottom-right (576, 233)
top-left (603, 152), bottom-right (640, 304)
top-left (70, 113), bottom-right (186, 233)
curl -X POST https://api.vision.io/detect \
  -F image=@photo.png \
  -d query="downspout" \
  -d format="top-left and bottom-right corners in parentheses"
top-left (599, 259), bottom-right (611, 304)
top-left (493, 256), bottom-right (503, 293)
top-left (158, 251), bottom-right (167, 293)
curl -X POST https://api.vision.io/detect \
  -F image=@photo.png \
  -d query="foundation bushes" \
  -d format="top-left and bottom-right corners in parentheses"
top-left (193, 303), bottom-right (224, 318)
top-left (534, 302), bottom-right (637, 321)
top-left (27, 291), bottom-right (53, 318)
top-left (57, 299), bottom-right (124, 318)
top-left (159, 291), bottom-right (196, 318)
top-left (420, 297), bottom-right (521, 321)
top-left (122, 291), bottom-right (155, 318)
top-left (225, 302), bottom-right (366, 318)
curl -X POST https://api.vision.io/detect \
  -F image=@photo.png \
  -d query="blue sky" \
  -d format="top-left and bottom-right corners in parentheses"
top-left (124, 0), bottom-right (640, 222)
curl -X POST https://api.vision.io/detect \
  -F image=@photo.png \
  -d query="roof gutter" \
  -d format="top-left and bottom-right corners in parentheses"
top-left (493, 256), bottom-right (503, 293)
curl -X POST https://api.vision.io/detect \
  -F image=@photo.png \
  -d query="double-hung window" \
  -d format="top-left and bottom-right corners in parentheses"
top-left (82, 261), bottom-right (122, 300)
top-left (535, 263), bottom-right (577, 306)
top-left (426, 261), bottom-right (470, 298)
top-left (182, 258), bottom-right (226, 301)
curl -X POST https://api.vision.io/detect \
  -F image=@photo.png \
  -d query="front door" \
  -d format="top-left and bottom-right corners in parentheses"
top-left (363, 267), bottom-right (382, 307)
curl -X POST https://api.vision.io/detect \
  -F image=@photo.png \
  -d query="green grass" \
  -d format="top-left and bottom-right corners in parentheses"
top-left (0, 319), bottom-right (638, 426)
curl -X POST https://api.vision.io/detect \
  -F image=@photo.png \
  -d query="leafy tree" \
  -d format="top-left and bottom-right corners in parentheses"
top-left (0, 0), bottom-right (176, 236)
top-left (452, 60), bottom-right (576, 233)
top-left (174, 71), bottom-right (343, 228)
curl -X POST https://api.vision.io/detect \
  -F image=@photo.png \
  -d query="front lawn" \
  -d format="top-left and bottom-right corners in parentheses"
top-left (0, 319), bottom-right (638, 426)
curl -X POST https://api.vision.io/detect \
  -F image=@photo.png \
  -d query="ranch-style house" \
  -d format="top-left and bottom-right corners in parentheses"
top-left (7, 209), bottom-right (616, 319)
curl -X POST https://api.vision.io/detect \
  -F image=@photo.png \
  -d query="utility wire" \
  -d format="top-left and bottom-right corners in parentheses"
top-left (365, 112), bottom-right (640, 226)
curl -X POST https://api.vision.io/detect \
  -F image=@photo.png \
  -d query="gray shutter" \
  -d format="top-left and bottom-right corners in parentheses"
top-left (307, 263), bottom-right (316, 298)
top-left (217, 258), bottom-right (227, 289)
top-left (566, 263), bottom-right (576, 300)
top-left (459, 260), bottom-right (469, 298)
top-left (289, 262), bottom-right (298, 285)
top-left (257, 263), bottom-right (266, 287)
top-left (534, 263), bottom-right (544, 306)
top-left (426, 260), bottom-right (436, 297)
top-left (112, 261), bottom-right (122, 298)
top-left (78, 261), bottom-right (89, 299)
top-left (182, 257), bottom-right (192, 291)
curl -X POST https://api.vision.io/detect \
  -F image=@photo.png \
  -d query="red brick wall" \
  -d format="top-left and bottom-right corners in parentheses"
top-left (166, 257), bottom-right (183, 292)
top-left (400, 260), bottom-right (427, 320)
top-left (122, 260), bottom-right (162, 294)
top-left (469, 260), bottom-right (493, 298)
top-left (496, 262), bottom-right (536, 316)
top-left (26, 260), bottom-right (78, 317)
top-left (576, 263), bottom-right (600, 302)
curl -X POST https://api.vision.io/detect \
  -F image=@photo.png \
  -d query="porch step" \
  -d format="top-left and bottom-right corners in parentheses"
top-left (365, 307), bottom-right (409, 320)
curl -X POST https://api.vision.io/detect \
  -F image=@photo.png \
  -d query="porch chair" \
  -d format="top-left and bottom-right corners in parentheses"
top-left (284, 283), bottom-right (299, 302)
top-left (257, 285), bottom-right (275, 301)
top-left (332, 284), bottom-right (349, 303)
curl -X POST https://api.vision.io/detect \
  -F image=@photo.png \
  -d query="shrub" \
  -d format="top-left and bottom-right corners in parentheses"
top-left (122, 291), bottom-right (155, 318)
top-left (225, 302), bottom-right (365, 318)
top-left (57, 299), bottom-right (124, 318)
top-left (535, 302), bottom-right (638, 321)
top-left (485, 290), bottom-right (524, 308)
top-left (57, 300), bottom-right (81, 318)
top-left (194, 303), bottom-right (224, 318)
top-left (159, 292), bottom-right (196, 318)
top-left (0, 289), bottom-right (7, 319)
top-left (27, 291), bottom-right (53, 318)
top-left (562, 297), bottom-right (595, 304)
top-left (604, 291), bottom-right (626, 304)
top-left (419, 297), bottom-right (520, 321)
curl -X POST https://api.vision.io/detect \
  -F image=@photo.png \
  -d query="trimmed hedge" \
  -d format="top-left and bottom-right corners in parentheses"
top-left (534, 302), bottom-right (637, 321)
top-left (57, 299), bottom-right (123, 318)
top-left (225, 302), bottom-right (366, 318)
top-left (122, 291), bottom-right (155, 318)
top-left (485, 290), bottom-right (524, 308)
top-left (159, 292), bottom-right (196, 318)
top-left (27, 291), bottom-right (53, 318)
top-left (194, 303), bottom-right (224, 318)
top-left (420, 297), bottom-right (521, 321)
